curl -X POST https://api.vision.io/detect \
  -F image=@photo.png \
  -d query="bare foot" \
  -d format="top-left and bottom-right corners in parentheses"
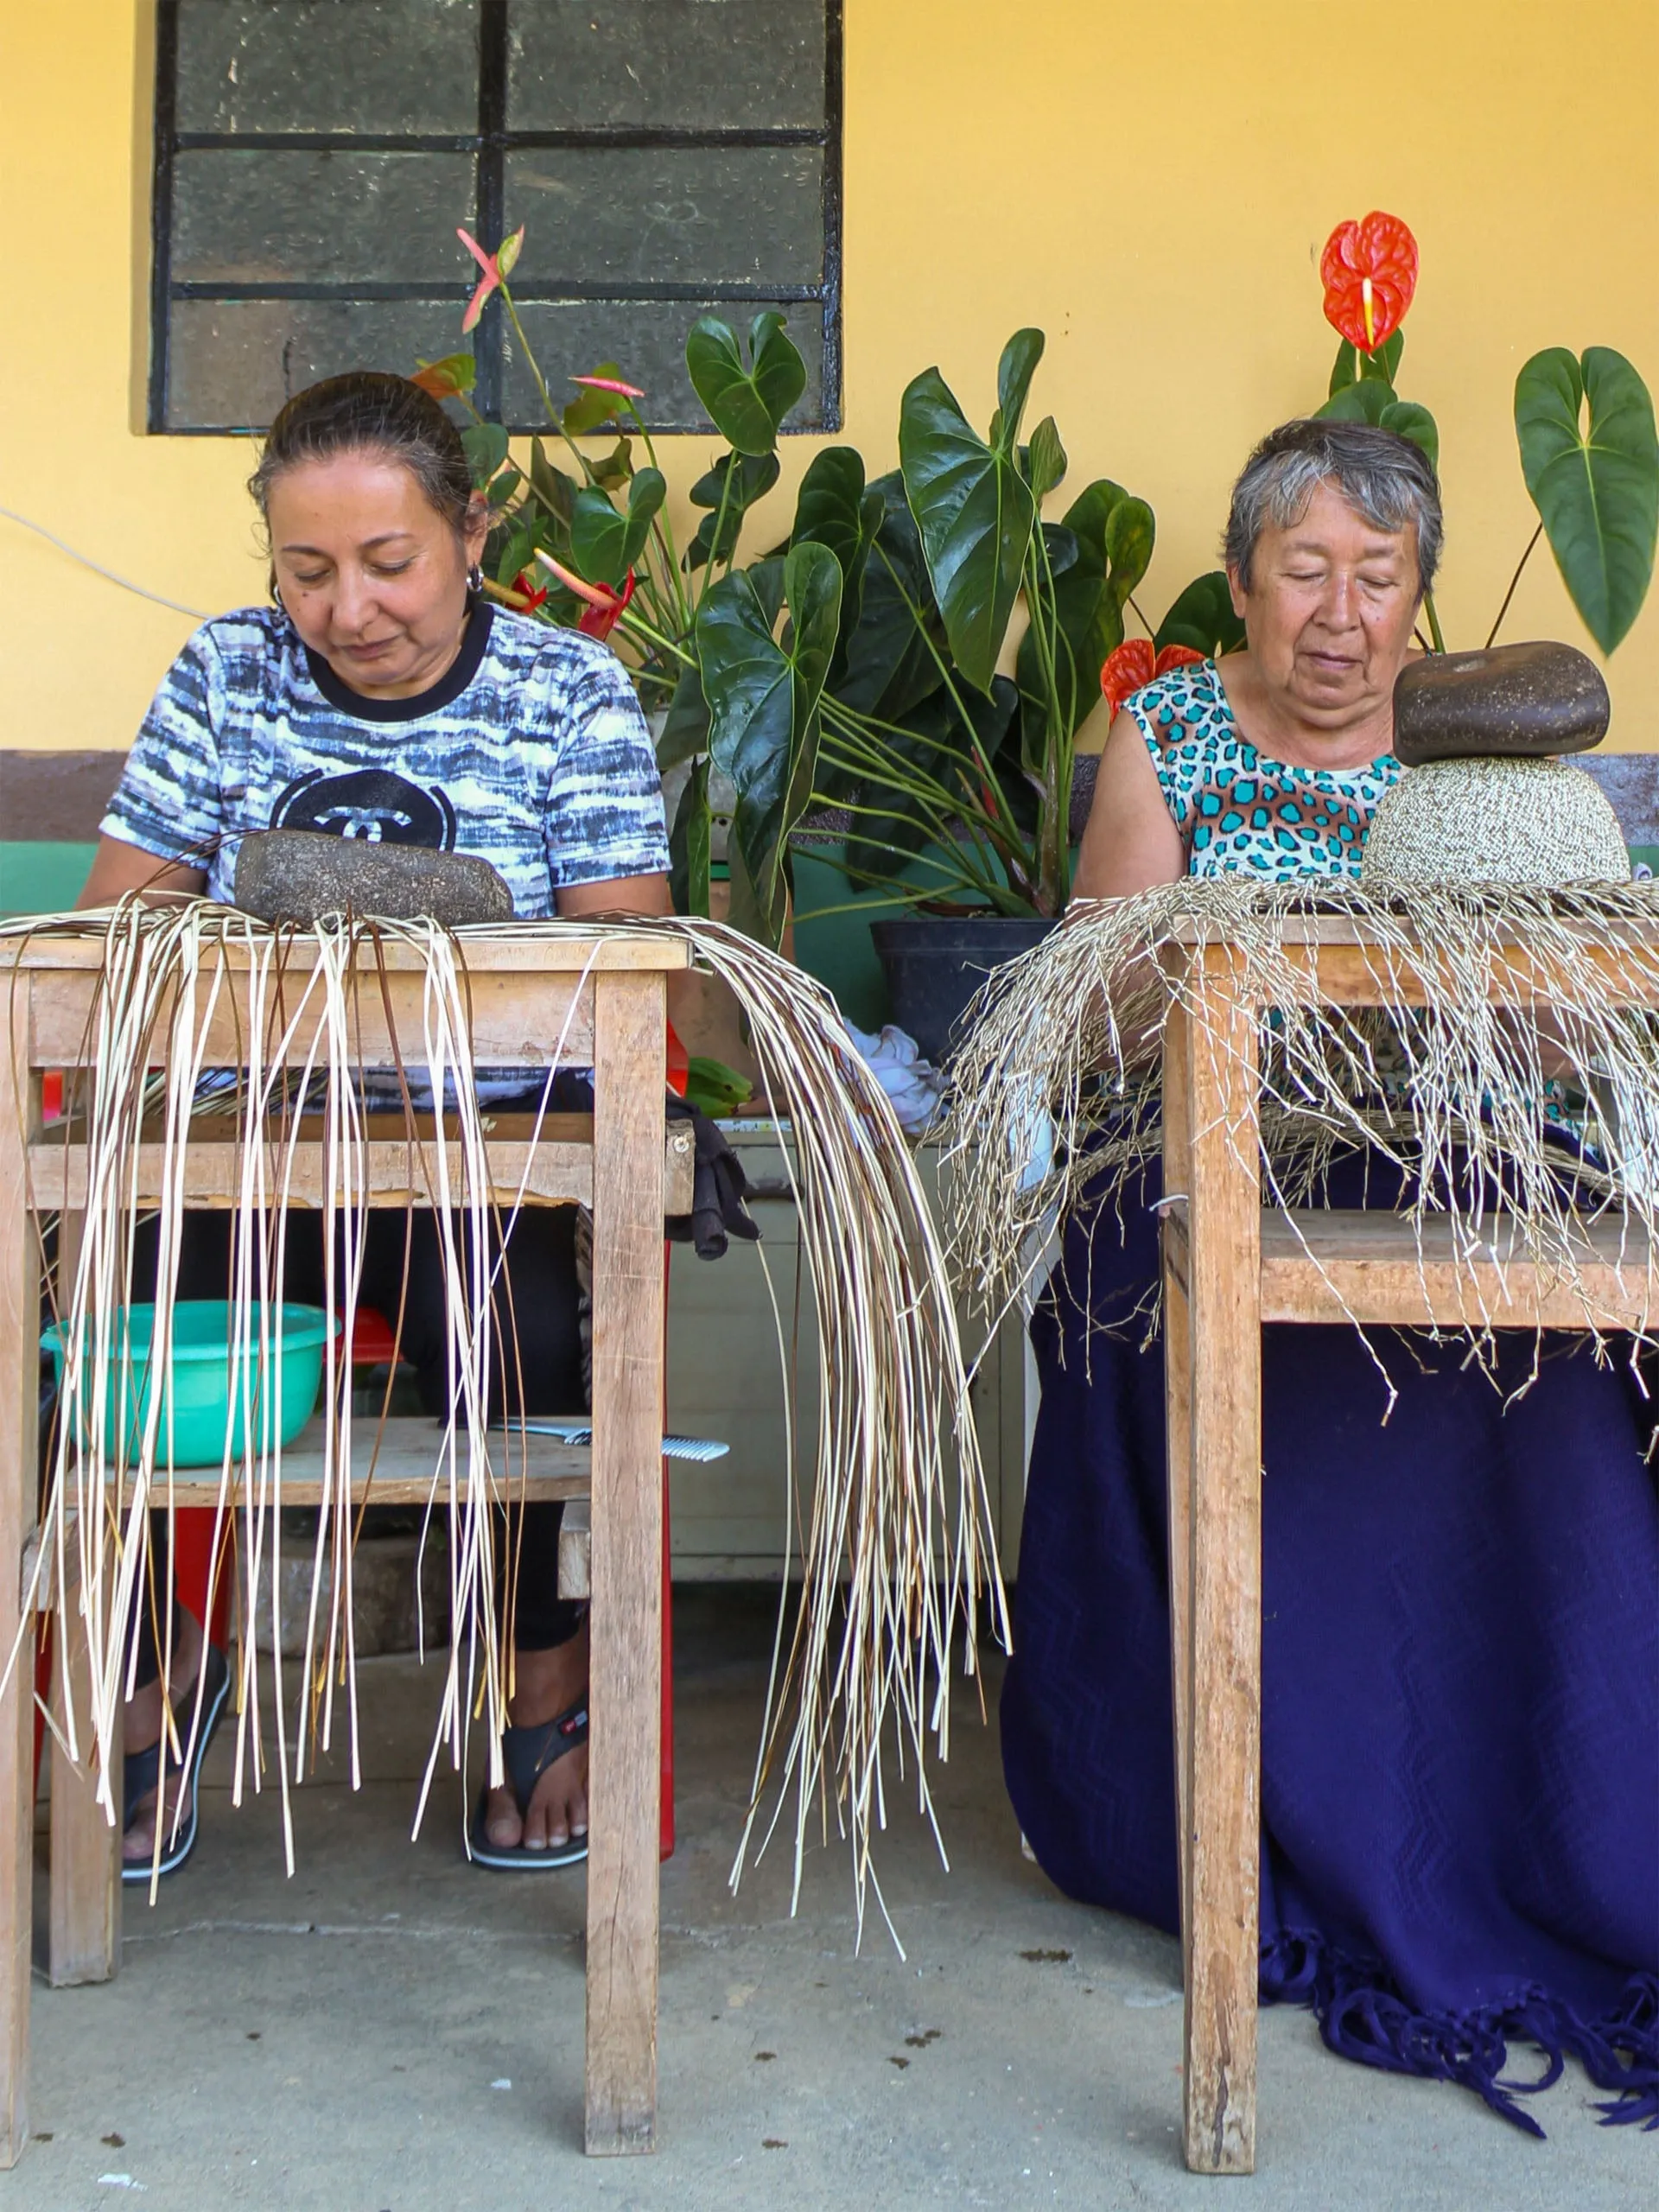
top-left (482, 1619), bottom-right (589, 1853)
top-left (122, 1606), bottom-right (206, 1866)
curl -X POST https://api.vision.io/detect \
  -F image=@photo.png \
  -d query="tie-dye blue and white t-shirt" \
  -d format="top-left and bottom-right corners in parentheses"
top-left (101, 600), bottom-right (670, 912)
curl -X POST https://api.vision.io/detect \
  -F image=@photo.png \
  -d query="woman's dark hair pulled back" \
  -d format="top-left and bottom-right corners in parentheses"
top-left (249, 372), bottom-right (474, 537)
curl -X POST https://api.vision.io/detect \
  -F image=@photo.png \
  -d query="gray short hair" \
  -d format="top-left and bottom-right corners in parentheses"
top-left (1224, 417), bottom-right (1443, 598)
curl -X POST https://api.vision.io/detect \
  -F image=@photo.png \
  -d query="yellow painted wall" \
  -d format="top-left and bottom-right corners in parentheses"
top-left (3, 0), bottom-right (1658, 755)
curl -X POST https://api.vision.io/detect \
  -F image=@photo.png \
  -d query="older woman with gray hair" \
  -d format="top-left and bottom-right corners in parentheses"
top-left (1076, 416), bottom-right (1439, 895)
top-left (1005, 420), bottom-right (1658, 2134)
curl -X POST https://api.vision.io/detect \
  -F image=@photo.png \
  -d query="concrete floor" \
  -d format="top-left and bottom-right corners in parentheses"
top-left (2, 1589), bottom-right (1646, 2211)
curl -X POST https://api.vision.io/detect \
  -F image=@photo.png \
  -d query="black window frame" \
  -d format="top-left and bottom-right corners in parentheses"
top-left (147, 0), bottom-right (843, 435)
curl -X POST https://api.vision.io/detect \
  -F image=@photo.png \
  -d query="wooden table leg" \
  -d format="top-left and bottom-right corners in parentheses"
top-left (1180, 954), bottom-right (1262, 2175)
top-left (46, 1210), bottom-right (120, 1988)
top-left (1160, 999), bottom-right (1195, 1969)
top-left (584, 972), bottom-right (666, 2155)
top-left (0, 1018), bottom-right (38, 2160)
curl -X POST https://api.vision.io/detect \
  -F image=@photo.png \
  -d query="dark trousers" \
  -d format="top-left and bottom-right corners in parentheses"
top-left (128, 1205), bottom-right (588, 1682)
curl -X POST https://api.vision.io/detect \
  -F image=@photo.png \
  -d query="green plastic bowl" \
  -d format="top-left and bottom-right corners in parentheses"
top-left (42, 1300), bottom-right (336, 1468)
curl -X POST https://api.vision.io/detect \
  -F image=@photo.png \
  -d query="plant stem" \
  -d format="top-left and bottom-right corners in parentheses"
top-left (615, 609), bottom-right (692, 664)
top-left (1484, 523), bottom-right (1544, 652)
top-left (498, 284), bottom-right (561, 439)
top-left (1128, 594), bottom-right (1157, 640)
top-left (1423, 589), bottom-right (1446, 655)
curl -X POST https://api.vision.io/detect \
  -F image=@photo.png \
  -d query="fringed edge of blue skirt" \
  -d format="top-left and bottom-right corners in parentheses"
top-left (1262, 1933), bottom-right (1659, 2138)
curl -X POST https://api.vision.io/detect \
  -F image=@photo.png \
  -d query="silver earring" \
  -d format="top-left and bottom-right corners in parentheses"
top-left (468, 565), bottom-right (484, 595)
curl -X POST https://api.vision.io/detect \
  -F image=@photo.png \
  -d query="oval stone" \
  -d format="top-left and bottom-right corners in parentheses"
top-left (1391, 640), bottom-right (1610, 766)
top-left (233, 830), bottom-right (515, 926)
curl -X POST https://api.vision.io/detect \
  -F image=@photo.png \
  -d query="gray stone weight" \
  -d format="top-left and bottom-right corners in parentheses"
top-left (234, 830), bottom-right (514, 925)
top-left (1392, 640), bottom-right (1610, 766)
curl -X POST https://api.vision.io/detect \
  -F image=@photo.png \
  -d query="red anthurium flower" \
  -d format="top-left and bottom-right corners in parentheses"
top-left (457, 224), bottom-right (524, 334)
top-left (1099, 639), bottom-right (1207, 721)
top-left (535, 552), bottom-right (637, 643)
top-left (1319, 211), bottom-right (1418, 355)
top-left (510, 569), bottom-right (549, 612)
top-left (571, 374), bottom-right (646, 400)
top-left (578, 571), bottom-right (636, 642)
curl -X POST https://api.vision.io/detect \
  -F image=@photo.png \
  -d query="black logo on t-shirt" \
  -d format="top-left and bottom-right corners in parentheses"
top-left (271, 769), bottom-right (457, 850)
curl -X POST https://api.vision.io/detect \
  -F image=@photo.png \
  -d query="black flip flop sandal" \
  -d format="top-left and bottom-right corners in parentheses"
top-left (468, 1696), bottom-right (589, 1871)
top-left (122, 1642), bottom-right (231, 1884)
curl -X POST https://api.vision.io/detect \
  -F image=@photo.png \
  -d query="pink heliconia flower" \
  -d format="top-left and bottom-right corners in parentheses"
top-left (457, 225), bottom-right (524, 334)
top-left (570, 374), bottom-right (646, 400)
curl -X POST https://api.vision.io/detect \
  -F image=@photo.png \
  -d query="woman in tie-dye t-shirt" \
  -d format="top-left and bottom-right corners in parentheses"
top-left (81, 372), bottom-right (671, 1882)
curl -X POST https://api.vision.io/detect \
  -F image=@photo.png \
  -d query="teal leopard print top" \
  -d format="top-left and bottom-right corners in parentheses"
top-left (1127, 658), bottom-right (1400, 878)
top-left (1127, 658), bottom-right (1586, 1134)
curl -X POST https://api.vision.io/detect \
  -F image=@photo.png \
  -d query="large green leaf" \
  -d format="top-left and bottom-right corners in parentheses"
top-left (668, 754), bottom-right (713, 918)
top-left (685, 312), bottom-right (807, 457)
top-left (790, 447), bottom-right (883, 677)
top-left (1103, 494), bottom-right (1155, 616)
top-left (656, 664), bottom-right (711, 771)
top-left (696, 542), bottom-right (842, 945)
top-left (493, 524), bottom-right (535, 589)
top-left (790, 447), bottom-right (873, 579)
top-left (832, 472), bottom-right (941, 721)
top-left (1314, 378), bottom-right (1440, 471)
top-left (461, 421), bottom-right (509, 489)
top-left (1516, 346), bottom-right (1659, 654)
top-left (899, 331), bottom-right (1045, 693)
top-left (1024, 416), bottom-right (1068, 499)
top-left (993, 330), bottom-right (1046, 448)
top-left (568, 467), bottom-right (666, 588)
top-left (528, 440), bottom-right (577, 533)
top-left (1315, 378), bottom-right (1395, 427)
top-left (1156, 571), bottom-right (1246, 658)
top-left (684, 453), bottom-right (780, 571)
top-left (1378, 399), bottom-right (1439, 472)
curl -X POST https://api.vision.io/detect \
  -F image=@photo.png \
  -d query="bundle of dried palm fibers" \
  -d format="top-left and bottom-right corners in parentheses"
top-left (629, 919), bottom-right (1004, 1948)
top-left (6, 900), bottom-right (1001, 1933)
top-left (941, 879), bottom-right (1659, 1385)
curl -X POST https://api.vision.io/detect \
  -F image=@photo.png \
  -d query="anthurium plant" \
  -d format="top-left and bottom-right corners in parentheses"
top-left (1311, 209), bottom-right (1659, 657)
top-left (690, 328), bottom-right (1160, 938)
top-left (416, 213), bottom-right (1659, 952)
top-left (414, 226), bottom-right (1156, 945)
top-left (1099, 209), bottom-right (1659, 737)
top-left (410, 225), bottom-right (804, 702)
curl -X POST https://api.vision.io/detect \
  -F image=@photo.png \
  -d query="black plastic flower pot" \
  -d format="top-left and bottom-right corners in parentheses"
top-left (868, 914), bottom-right (1058, 1066)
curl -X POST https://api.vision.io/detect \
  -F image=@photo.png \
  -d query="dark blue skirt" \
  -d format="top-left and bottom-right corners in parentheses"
top-left (1001, 1149), bottom-right (1659, 2133)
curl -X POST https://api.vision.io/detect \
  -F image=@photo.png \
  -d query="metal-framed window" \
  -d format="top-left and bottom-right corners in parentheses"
top-left (148, 0), bottom-right (842, 434)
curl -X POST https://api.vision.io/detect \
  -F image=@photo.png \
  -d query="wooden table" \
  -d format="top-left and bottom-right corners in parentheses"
top-left (1156, 916), bottom-right (1657, 2174)
top-left (0, 927), bottom-right (692, 2162)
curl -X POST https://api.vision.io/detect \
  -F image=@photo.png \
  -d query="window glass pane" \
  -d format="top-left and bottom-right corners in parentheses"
top-left (503, 301), bottom-right (823, 434)
top-left (508, 0), bottom-right (826, 130)
top-left (164, 298), bottom-right (466, 430)
top-left (175, 0), bottom-right (482, 134)
top-left (171, 150), bottom-right (476, 284)
top-left (505, 148), bottom-right (823, 289)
